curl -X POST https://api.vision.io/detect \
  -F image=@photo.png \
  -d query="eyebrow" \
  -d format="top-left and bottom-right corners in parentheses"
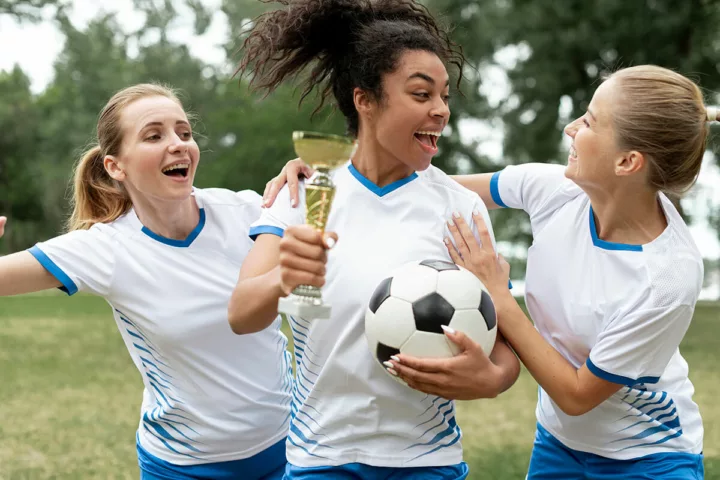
top-left (141, 120), bottom-right (190, 130)
top-left (408, 72), bottom-right (450, 87)
top-left (587, 108), bottom-right (597, 122)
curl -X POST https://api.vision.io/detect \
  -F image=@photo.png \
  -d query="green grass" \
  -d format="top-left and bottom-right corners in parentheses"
top-left (0, 295), bottom-right (717, 479)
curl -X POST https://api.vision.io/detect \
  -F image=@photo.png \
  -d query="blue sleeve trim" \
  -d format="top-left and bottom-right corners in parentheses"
top-left (28, 245), bottom-right (78, 296)
top-left (508, 280), bottom-right (513, 290)
top-left (249, 225), bottom-right (285, 241)
top-left (490, 171), bottom-right (508, 208)
top-left (586, 358), bottom-right (660, 386)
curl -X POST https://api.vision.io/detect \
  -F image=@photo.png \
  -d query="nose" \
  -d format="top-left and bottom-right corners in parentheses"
top-left (168, 132), bottom-right (188, 154)
top-left (430, 96), bottom-right (450, 121)
top-left (564, 118), bottom-right (579, 139)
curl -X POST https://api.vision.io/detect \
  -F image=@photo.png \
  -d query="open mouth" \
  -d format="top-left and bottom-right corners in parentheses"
top-left (162, 163), bottom-right (190, 179)
top-left (414, 130), bottom-right (440, 150)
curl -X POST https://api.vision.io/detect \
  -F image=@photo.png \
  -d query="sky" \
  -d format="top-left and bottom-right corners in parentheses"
top-left (1, 0), bottom-right (719, 265)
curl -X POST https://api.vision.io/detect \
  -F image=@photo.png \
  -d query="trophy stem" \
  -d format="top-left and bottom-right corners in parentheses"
top-left (278, 168), bottom-right (337, 320)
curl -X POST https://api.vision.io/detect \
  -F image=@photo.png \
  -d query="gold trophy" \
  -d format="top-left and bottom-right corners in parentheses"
top-left (277, 131), bottom-right (356, 320)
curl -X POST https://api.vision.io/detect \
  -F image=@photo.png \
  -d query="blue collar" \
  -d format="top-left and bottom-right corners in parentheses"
top-left (589, 206), bottom-right (643, 252)
top-left (141, 208), bottom-right (206, 247)
top-left (348, 163), bottom-right (418, 197)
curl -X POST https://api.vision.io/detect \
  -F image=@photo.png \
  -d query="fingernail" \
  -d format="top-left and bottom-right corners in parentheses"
top-left (453, 211), bottom-right (461, 218)
top-left (263, 198), bottom-right (269, 206)
top-left (473, 209), bottom-right (479, 216)
top-left (447, 219), bottom-right (454, 228)
top-left (443, 237), bottom-right (450, 245)
top-left (383, 361), bottom-right (394, 369)
top-left (325, 237), bottom-right (336, 249)
top-left (390, 355), bottom-right (400, 362)
top-left (441, 325), bottom-right (456, 335)
top-left (386, 368), bottom-right (398, 376)
top-left (291, 199), bottom-right (297, 207)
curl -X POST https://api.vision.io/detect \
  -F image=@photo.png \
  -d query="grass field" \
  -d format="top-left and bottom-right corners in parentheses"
top-left (0, 294), bottom-right (717, 479)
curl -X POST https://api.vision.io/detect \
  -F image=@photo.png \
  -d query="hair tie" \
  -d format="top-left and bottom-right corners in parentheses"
top-left (706, 106), bottom-right (718, 122)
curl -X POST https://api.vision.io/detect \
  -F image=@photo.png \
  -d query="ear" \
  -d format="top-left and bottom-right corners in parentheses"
top-left (615, 150), bottom-right (645, 177)
top-left (353, 87), bottom-right (374, 117)
top-left (104, 155), bottom-right (126, 182)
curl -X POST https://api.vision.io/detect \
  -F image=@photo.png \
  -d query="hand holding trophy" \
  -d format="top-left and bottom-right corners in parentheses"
top-left (277, 131), bottom-right (356, 320)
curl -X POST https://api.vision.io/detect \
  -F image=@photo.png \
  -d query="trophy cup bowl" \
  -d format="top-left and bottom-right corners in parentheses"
top-left (277, 131), bottom-right (357, 320)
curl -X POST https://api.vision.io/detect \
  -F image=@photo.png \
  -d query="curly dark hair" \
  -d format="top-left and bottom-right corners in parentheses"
top-left (236, 0), bottom-right (465, 137)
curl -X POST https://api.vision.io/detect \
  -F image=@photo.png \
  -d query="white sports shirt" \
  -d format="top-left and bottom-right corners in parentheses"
top-left (249, 162), bottom-right (497, 468)
top-left (29, 188), bottom-right (293, 465)
top-left (491, 163), bottom-right (704, 459)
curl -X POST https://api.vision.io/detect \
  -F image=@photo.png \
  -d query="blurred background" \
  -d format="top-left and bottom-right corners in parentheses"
top-left (1, 0), bottom-right (719, 478)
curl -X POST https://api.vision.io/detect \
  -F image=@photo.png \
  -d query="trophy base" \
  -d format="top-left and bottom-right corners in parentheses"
top-left (278, 295), bottom-right (332, 320)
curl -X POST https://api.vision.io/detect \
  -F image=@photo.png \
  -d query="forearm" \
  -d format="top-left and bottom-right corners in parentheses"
top-left (228, 266), bottom-right (285, 335)
top-left (489, 335), bottom-right (521, 395)
top-left (493, 292), bottom-right (589, 415)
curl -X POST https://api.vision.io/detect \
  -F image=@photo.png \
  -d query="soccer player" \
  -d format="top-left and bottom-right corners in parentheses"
top-left (0, 84), bottom-right (294, 480)
top-left (398, 65), bottom-right (706, 479)
top-left (229, 0), bottom-right (521, 478)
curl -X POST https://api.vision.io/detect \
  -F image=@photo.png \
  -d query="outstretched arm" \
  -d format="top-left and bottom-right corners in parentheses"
top-left (0, 218), bottom-right (62, 296)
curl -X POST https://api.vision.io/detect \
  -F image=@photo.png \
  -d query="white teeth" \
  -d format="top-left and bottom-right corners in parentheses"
top-left (416, 131), bottom-right (442, 137)
top-left (569, 145), bottom-right (577, 158)
top-left (162, 163), bottom-right (190, 173)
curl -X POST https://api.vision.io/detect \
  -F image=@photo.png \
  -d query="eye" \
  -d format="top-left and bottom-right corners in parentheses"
top-left (582, 118), bottom-right (590, 127)
top-left (413, 92), bottom-right (430, 99)
top-left (181, 131), bottom-right (193, 139)
top-left (145, 133), bottom-right (161, 141)
top-left (443, 94), bottom-right (451, 103)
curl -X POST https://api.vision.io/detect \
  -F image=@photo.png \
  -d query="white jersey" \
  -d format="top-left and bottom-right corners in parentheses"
top-left (250, 162), bottom-right (497, 468)
top-left (491, 163), bottom-right (704, 460)
top-left (29, 188), bottom-right (293, 465)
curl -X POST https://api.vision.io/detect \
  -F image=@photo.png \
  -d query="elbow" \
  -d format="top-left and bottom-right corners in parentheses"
top-left (557, 398), bottom-right (594, 417)
top-left (228, 292), bottom-right (254, 335)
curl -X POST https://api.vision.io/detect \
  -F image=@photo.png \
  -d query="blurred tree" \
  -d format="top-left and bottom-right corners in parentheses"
top-left (0, 0), bottom-right (63, 21)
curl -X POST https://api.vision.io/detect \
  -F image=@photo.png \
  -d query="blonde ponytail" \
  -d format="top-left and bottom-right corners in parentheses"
top-left (67, 145), bottom-right (131, 231)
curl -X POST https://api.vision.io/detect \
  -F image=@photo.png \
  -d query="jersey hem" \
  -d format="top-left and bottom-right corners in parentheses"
top-left (137, 427), bottom-right (289, 466)
top-left (585, 358), bottom-right (660, 386)
top-left (536, 419), bottom-right (703, 460)
top-left (286, 448), bottom-right (462, 468)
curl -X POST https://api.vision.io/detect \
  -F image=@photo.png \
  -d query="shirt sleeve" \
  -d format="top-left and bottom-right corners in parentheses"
top-left (490, 163), bottom-right (572, 218)
top-left (586, 303), bottom-right (695, 386)
top-left (27, 227), bottom-right (117, 297)
top-left (248, 183), bottom-right (306, 240)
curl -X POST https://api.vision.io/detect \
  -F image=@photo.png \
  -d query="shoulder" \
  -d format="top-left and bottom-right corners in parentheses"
top-left (417, 165), bottom-right (482, 204)
top-left (643, 198), bottom-right (704, 307)
top-left (195, 187), bottom-right (262, 208)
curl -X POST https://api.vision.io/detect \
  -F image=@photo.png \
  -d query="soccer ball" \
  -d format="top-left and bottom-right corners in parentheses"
top-left (364, 259), bottom-right (497, 381)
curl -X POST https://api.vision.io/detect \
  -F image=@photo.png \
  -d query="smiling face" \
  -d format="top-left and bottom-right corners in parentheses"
top-left (104, 95), bottom-right (200, 204)
top-left (563, 78), bottom-right (625, 193)
top-left (361, 49), bottom-right (450, 172)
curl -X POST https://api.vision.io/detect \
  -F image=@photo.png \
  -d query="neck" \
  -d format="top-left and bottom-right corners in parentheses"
top-left (587, 185), bottom-right (667, 245)
top-left (352, 129), bottom-right (414, 187)
top-left (130, 192), bottom-right (200, 241)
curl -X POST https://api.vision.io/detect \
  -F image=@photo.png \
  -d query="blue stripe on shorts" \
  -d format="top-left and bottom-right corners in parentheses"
top-left (138, 437), bottom-right (286, 480)
top-left (527, 423), bottom-right (704, 480)
top-left (284, 461), bottom-right (469, 479)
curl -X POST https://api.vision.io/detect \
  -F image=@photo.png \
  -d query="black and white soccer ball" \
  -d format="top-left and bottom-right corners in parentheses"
top-left (365, 259), bottom-right (497, 381)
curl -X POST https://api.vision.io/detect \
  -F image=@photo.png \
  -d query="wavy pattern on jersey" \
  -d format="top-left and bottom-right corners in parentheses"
top-left (116, 309), bottom-right (205, 460)
top-left (611, 387), bottom-right (683, 451)
top-left (273, 321), bottom-right (294, 434)
top-left (288, 315), bottom-right (333, 459)
top-left (404, 395), bottom-right (462, 462)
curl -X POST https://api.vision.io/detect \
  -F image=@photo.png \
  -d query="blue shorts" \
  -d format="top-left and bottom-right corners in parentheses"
top-left (283, 461), bottom-right (469, 479)
top-left (138, 437), bottom-right (287, 480)
top-left (527, 423), bottom-right (704, 480)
